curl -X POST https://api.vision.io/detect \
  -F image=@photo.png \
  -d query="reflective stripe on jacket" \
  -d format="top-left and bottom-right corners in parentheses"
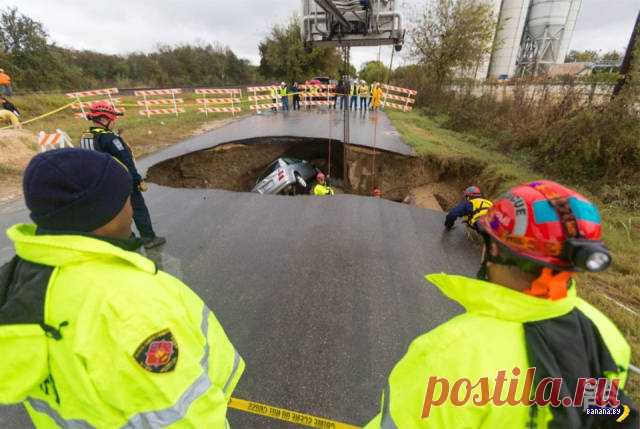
top-left (364, 273), bottom-right (631, 429)
top-left (1, 224), bottom-right (244, 428)
top-left (464, 198), bottom-right (493, 226)
top-left (313, 184), bottom-right (334, 196)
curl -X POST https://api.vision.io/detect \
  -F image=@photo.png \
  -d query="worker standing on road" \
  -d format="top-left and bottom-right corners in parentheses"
top-left (0, 68), bottom-right (12, 96)
top-left (270, 85), bottom-right (278, 112)
top-left (349, 80), bottom-right (358, 111)
top-left (84, 101), bottom-right (166, 249)
top-left (292, 82), bottom-right (301, 111)
top-left (358, 81), bottom-right (370, 111)
top-left (365, 180), bottom-right (638, 429)
top-left (0, 149), bottom-right (245, 428)
top-left (371, 83), bottom-right (383, 111)
top-left (279, 82), bottom-right (289, 111)
top-left (312, 172), bottom-right (335, 196)
top-left (444, 185), bottom-right (493, 231)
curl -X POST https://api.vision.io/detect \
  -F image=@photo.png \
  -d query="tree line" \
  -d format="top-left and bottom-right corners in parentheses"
top-left (0, 7), bottom-right (260, 92)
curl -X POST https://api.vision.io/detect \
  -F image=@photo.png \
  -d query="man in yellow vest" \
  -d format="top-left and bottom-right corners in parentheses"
top-left (358, 81), bottom-right (370, 111)
top-left (366, 180), bottom-right (637, 429)
top-left (312, 172), bottom-right (334, 196)
top-left (349, 80), bottom-right (358, 111)
top-left (444, 185), bottom-right (493, 231)
top-left (279, 82), bottom-right (289, 111)
top-left (0, 149), bottom-right (244, 428)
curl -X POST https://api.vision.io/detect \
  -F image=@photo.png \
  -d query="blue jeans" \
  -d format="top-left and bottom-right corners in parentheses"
top-left (282, 97), bottom-right (289, 111)
top-left (350, 96), bottom-right (358, 110)
top-left (131, 188), bottom-right (156, 238)
top-left (339, 96), bottom-right (347, 110)
top-left (360, 97), bottom-right (368, 110)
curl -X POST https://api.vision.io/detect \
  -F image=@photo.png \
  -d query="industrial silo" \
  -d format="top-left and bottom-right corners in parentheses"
top-left (488, 0), bottom-right (532, 79)
top-left (518, 0), bottom-right (582, 74)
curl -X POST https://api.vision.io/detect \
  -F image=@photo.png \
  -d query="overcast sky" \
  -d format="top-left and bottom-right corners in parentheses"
top-left (4, 0), bottom-right (638, 70)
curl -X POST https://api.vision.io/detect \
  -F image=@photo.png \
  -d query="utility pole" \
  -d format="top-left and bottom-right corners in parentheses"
top-left (342, 45), bottom-right (351, 190)
top-left (612, 10), bottom-right (640, 98)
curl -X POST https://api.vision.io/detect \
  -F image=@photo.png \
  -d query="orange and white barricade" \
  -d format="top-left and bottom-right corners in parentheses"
top-left (134, 89), bottom-right (184, 118)
top-left (381, 84), bottom-right (417, 112)
top-left (247, 85), bottom-right (280, 113)
top-left (37, 129), bottom-right (74, 152)
top-left (195, 88), bottom-right (242, 117)
top-left (299, 84), bottom-right (336, 108)
top-left (66, 88), bottom-right (124, 119)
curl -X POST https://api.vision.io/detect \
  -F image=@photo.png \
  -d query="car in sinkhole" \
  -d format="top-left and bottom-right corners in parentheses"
top-left (251, 157), bottom-right (319, 195)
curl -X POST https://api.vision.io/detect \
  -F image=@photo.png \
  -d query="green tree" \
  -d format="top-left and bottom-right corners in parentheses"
top-left (565, 49), bottom-right (598, 63)
top-left (258, 16), bottom-right (340, 83)
top-left (411, 0), bottom-right (497, 85)
top-left (358, 61), bottom-right (389, 83)
top-left (601, 50), bottom-right (622, 62)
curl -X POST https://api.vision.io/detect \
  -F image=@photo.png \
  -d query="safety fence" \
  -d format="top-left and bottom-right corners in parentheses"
top-left (247, 85), bottom-right (280, 112)
top-left (66, 88), bottom-right (125, 119)
top-left (195, 88), bottom-right (242, 116)
top-left (135, 89), bottom-right (184, 117)
top-left (37, 129), bottom-right (74, 152)
top-left (298, 84), bottom-right (336, 107)
top-left (381, 84), bottom-right (417, 112)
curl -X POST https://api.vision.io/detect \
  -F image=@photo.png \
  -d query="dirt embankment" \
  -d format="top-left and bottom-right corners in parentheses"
top-left (147, 138), bottom-right (494, 212)
top-left (0, 129), bottom-right (38, 202)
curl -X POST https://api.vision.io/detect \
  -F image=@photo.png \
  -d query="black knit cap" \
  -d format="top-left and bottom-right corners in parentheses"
top-left (23, 149), bottom-right (132, 232)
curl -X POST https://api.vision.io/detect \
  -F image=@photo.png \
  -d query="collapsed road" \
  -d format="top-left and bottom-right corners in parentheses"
top-left (0, 110), bottom-right (480, 428)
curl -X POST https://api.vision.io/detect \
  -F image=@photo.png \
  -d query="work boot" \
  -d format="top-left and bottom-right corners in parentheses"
top-left (142, 236), bottom-right (166, 249)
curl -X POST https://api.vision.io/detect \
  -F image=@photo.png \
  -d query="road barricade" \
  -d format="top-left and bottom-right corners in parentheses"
top-left (195, 88), bottom-right (242, 116)
top-left (299, 84), bottom-right (335, 108)
top-left (37, 129), bottom-right (73, 152)
top-left (66, 88), bottom-right (124, 119)
top-left (247, 85), bottom-right (280, 112)
top-left (381, 84), bottom-right (417, 112)
top-left (135, 89), bottom-right (184, 117)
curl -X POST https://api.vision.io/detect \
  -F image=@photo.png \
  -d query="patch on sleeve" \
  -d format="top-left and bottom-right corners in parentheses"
top-left (134, 330), bottom-right (179, 373)
top-left (112, 138), bottom-right (125, 151)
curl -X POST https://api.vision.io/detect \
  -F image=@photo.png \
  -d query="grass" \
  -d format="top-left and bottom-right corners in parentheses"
top-left (0, 93), bottom-right (252, 197)
top-left (388, 109), bottom-right (640, 403)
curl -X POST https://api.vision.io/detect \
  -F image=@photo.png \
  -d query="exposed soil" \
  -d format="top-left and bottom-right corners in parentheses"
top-left (0, 129), bottom-right (38, 202)
top-left (147, 137), bottom-right (471, 211)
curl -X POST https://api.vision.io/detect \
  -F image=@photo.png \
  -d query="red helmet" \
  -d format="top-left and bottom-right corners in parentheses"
top-left (86, 101), bottom-right (122, 122)
top-left (477, 180), bottom-right (610, 272)
top-left (316, 172), bottom-right (326, 182)
top-left (372, 188), bottom-right (382, 197)
top-left (464, 186), bottom-right (482, 198)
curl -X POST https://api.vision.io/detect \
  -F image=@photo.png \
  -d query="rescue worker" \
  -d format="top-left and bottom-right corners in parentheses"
top-left (371, 83), bottom-right (383, 111)
top-left (0, 68), bottom-right (12, 96)
top-left (270, 85), bottom-right (278, 112)
top-left (292, 82), bottom-right (301, 111)
top-left (335, 79), bottom-right (348, 110)
top-left (279, 82), bottom-right (289, 111)
top-left (358, 81), bottom-right (370, 111)
top-left (365, 180), bottom-right (638, 429)
top-left (0, 149), bottom-right (245, 428)
top-left (349, 80), bottom-right (358, 111)
top-left (0, 96), bottom-right (20, 117)
top-left (0, 95), bottom-right (20, 128)
top-left (444, 185), bottom-right (493, 231)
top-left (84, 101), bottom-right (166, 249)
top-left (312, 172), bottom-right (334, 196)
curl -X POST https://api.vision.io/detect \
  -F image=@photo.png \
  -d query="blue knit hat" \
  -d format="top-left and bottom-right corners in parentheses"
top-left (23, 149), bottom-right (133, 232)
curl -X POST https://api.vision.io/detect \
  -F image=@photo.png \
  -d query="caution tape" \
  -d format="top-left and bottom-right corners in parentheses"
top-left (228, 397), bottom-right (361, 429)
top-left (0, 101), bottom-right (75, 131)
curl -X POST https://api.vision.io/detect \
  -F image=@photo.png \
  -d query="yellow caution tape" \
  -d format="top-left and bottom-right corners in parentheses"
top-left (229, 397), bottom-right (361, 429)
top-left (0, 101), bottom-right (75, 131)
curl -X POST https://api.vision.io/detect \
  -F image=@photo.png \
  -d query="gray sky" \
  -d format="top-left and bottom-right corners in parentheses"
top-left (4, 0), bottom-right (638, 70)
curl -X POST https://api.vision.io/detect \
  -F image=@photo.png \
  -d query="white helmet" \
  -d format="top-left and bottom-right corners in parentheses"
top-left (281, 82), bottom-right (286, 86)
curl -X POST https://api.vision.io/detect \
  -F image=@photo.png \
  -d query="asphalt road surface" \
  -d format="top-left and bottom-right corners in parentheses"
top-left (0, 111), bottom-right (480, 428)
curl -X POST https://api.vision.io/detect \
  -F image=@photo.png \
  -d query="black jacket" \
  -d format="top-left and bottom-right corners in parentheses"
top-left (89, 127), bottom-right (143, 185)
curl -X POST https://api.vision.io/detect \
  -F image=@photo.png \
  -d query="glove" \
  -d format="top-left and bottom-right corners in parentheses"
top-left (138, 181), bottom-right (148, 192)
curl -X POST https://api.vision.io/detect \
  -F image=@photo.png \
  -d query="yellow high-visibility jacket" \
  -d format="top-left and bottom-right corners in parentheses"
top-left (0, 224), bottom-right (244, 428)
top-left (313, 184), bottom-right (335, 196)
top-left (365, 274), bottom-right (632, 429)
